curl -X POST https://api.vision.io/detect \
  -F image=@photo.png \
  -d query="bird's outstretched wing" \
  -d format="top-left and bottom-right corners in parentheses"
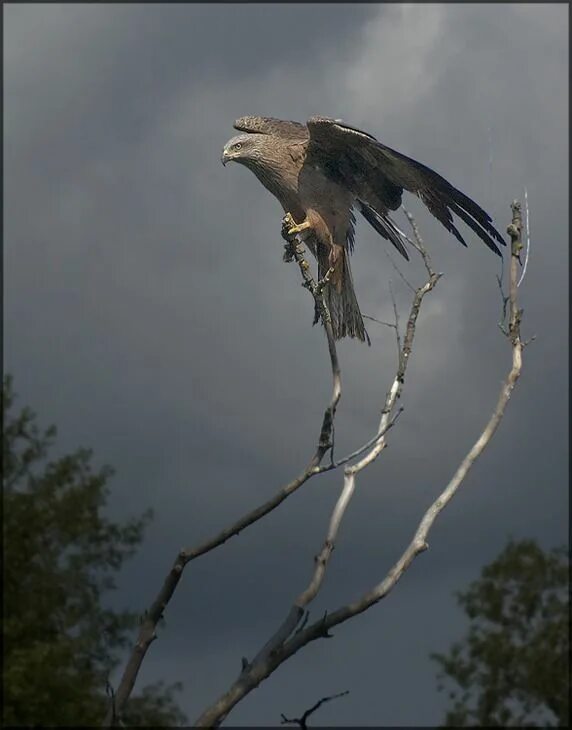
top-left (234, 116), bottom-right (309, 140)
top-left (306, 116), bottom-right (506, 256)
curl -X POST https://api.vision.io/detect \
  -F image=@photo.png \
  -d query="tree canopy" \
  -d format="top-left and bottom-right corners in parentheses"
top-left (2, 375), bottom-right (187, 726)
top-left (432, 538), bottom-right (569, 727)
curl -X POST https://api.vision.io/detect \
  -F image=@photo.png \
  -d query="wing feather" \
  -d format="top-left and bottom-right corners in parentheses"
top-left (306, 116), bottom-right (505, 256)
top-left (234, 116), bottom-right (308, 140)
top-left (358, 202), bottom-right (410, 260)
top-left (346, 207), bottom-right (356, 253)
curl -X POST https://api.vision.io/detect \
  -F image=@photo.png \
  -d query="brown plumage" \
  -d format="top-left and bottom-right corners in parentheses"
top-left (221, 115), bottom-right (505, 344)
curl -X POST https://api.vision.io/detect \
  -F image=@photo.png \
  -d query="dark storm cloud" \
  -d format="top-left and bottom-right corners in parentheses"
top-left (4, 3), bottom-right (567, 726)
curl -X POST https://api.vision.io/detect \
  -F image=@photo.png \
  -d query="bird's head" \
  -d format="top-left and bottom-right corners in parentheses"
top-left (221, 133), bottom-right (266, 168)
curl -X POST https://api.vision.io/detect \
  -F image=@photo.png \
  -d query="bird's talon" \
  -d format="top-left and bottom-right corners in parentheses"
top-left (283, 212), bottom-right (295, 227)
top-left (288, 221), bottom-right (312, 236)
top-left (281, 213), bottom-right (296, 235)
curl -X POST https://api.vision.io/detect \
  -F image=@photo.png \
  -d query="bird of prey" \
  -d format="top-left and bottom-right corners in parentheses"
top-left (221, 116), bottom-right (505, 344)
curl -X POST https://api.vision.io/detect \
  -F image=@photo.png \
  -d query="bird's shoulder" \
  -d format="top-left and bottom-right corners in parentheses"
top-left (233, 116), bottom-right (308, 141)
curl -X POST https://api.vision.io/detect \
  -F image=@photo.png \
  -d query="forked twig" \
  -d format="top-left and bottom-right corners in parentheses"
top-left (280, 690), bottom-right (350, 728)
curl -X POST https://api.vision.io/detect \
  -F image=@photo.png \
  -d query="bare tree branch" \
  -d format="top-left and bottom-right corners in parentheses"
top-left (109, 201), bottom-right (528, 729)
top-left (103, 222), bottom-right (343, 727)
top-left (193, 212), bottom-right (441, 727)
top-left (280, 690), bottom-right (350, 728)
top-left (193, 202), bottom-right (527, 727)
top-left (388, 279), bottom-right (402, 359)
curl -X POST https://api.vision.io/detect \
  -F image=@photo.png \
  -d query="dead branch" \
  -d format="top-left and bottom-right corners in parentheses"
top-left (103, 222), bottom-right (343, 727)
top-left (362, 314), bottom-right (398, 329)
top-left (193, 211), bottom-right (441, 727)
top-left (280, 690), bottom-right (350, 728)
top-left (192, 202), bottom-right (526, 727)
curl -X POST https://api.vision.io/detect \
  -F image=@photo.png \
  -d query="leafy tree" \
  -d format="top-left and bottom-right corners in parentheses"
top-left (432, 538), bottom-right (569, 727)
top-left (2, 375), bottom-right (187, 727)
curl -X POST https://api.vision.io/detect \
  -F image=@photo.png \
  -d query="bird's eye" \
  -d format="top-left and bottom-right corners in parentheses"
top-left (234, 142), bottom-right (242, 150)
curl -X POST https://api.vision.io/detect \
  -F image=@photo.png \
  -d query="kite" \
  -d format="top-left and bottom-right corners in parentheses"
top-left (221, 116), bottom-right (505, 343)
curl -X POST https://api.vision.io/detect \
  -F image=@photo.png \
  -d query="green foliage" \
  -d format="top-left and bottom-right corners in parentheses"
top-left (432, 538), bottom-right (569, 727)
top-left (2, 375), bottom-right (188, 726)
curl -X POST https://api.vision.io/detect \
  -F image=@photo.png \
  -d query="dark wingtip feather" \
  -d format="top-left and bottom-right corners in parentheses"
top-left (419, 186), bottom-right (504, 256)
top-left (358, 202), bottom-right (410, 261)
top-left (418, 191), bottom-right (469, 248)
top-left (447, 200), bottom-right (505, 256)
top-left (447, 186), bottom-right (506, 247)
top-left (376, 142), bottom-right (506, 256)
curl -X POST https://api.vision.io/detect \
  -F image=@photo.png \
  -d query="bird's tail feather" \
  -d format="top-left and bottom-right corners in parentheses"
top-left (314, 244), bottom-right (370, 345)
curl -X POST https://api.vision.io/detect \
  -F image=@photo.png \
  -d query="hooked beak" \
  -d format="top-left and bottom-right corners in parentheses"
top-left (221, 149), bottom-right (231, 167)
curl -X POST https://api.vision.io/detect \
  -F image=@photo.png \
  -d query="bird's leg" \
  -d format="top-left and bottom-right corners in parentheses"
top-left (327, 243), bottom-right (342, 269)
top-left (326, 242), bottom-right (345, 293)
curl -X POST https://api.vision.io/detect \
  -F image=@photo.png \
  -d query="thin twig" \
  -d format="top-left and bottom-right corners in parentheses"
top-left (388, 279), bottom-right (402, 361)
top-left (402, 205), bottom-right (436, 278)
top-left (362, 314), bottom-right (397, 329)
top-left (517, 187), bottom-right (530, 288)
top-left (280, 690), bottom-right (350, 728)
top-left (382, 247), bottom-right (416, 293)
top-left (314, 407), bottom-right (404, 473)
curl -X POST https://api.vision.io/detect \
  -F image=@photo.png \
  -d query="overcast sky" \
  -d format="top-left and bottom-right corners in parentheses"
top-left (4, 3), bottom-right (568, 726)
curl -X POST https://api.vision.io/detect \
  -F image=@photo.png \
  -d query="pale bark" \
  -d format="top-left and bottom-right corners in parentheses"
top-left (104, 219), bottom-right (343, 726)
top-left (193, 202), bottom-right (527, 727)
